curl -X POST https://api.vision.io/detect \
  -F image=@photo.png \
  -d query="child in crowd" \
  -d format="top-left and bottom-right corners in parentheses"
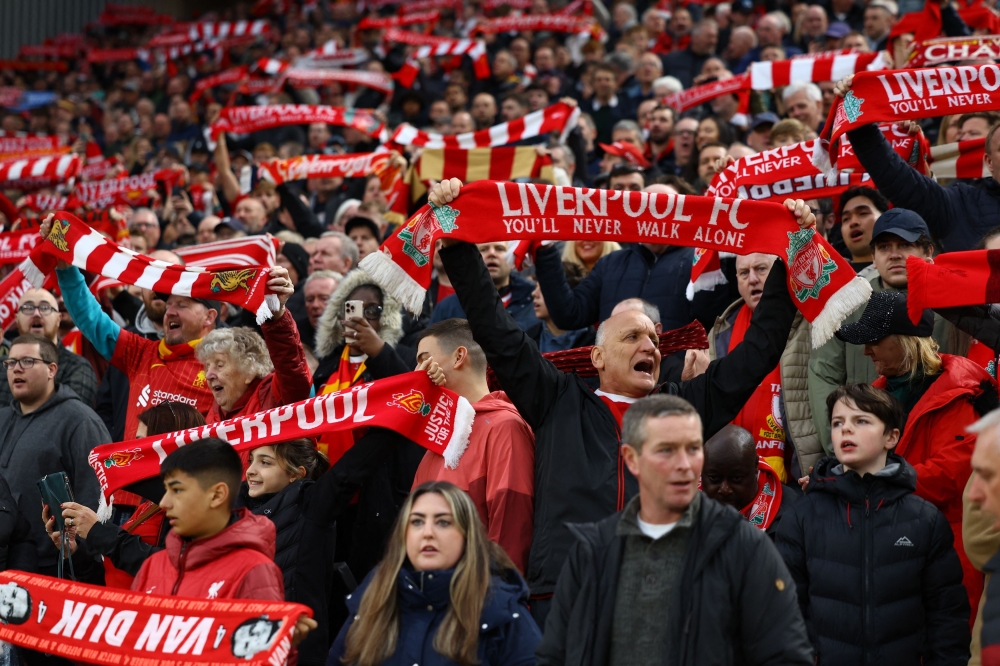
top-left (775, 384), bottom-right (970, 664)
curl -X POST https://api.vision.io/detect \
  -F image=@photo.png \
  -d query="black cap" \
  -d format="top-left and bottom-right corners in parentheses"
top-left (194, 298), bottom-right (221, 313)
top-left (280, 242), bottom-right (310, 282)
top-left (749, 112), bottom-right (780, 131)
top-left (871, 208), bottom-right (930, 244)
top-left (344, 216), bottom-right (381, 243)
top-left (732, 0), bottom-right (754, 13)
top-left (835, 291), bottom-right (934, 345)
top-left (189, 136), bottom-right (209, 155)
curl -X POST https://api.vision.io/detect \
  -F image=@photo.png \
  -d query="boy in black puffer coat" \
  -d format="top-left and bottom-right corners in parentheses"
top-left (775, 384), bottom-right (971, 665)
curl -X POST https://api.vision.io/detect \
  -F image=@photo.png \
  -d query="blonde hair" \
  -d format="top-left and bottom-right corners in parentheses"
top-left (770, 118), bottom-right (807, 145)
top-left (342, 482), bottom-right (515, 666)
top-left (561, 240), bottom-right (621, 272)
top-left (895, 334), bottom-right (943, 379)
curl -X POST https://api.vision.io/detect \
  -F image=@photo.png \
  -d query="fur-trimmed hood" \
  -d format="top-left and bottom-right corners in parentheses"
top-left (314, 268), bottom-right (403, 359)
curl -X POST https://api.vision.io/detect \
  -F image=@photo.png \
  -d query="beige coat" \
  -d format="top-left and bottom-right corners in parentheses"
top-left (963, 473), bottom-right (1000, 666)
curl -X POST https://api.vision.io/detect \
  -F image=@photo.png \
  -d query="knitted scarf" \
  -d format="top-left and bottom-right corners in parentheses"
top-left (0, 154), bottom-right (80, 191)
top-left (471, 14), bottom-right (604, 39)
top-left (357, 10), bottom-right (440, 29)
top-left (0, 228), bottom-right (40, 266)
top-left (0, 267), bottom-right (35, 332)
top-left (89, 372), bottom-right (474, 505)
top-left (909, 35), bottom-right (1000, 67)
top-left (742, 460), bottom-right (784, 531)
top-left (0, 571), bottom-right (308, 666)
top-left (22, 211), bottom-right (279, 323)
top-left (210, 105), bottom-right (386, 140)
top-left (360, 181), bottom-right (873, 347)
top-left (825, 64), bottom-right (1000, 163)
top-left (257, 152), bottom-right (392, 185)
top-left (390, 101), bottom-right (579, 148)
top-left (282, 68), bottom-right (395, 95)
top-left (930, 137), bottom-right (988, 179)
top-left (0, 134), bottom-right (67, 160)
top-left (905, 251), bottom-right (1000, 323)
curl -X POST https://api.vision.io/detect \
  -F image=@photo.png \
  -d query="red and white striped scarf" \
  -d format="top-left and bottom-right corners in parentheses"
top-left (391, 101), bottom-right (579, 148)
top-left (258, 152), bottom-right (392, 185)
top-left (0, 134), bottom-right (67, 161)
top-left (254, 56), bottom-right (289, 76)
top-left (0, 154), bottom-right (80, 191)
top-left (387, 29), bottom-right (490, 82)
top-left (663, 74), bottom-right (749, 112)
top-left (300, 41), bottom-right (371, 67)
top-left (748, 51), bottom-right (885, 90)
top-left (283, 68), bottom-right (395, 94)
top-left (931, 137), bottom-right (989, 179)
top-left (174, 235), bottom-right (280, 269)
top-left (23, 212), bottom-right (279, 323)
top-left (172, 19), bottom-right (268, 43)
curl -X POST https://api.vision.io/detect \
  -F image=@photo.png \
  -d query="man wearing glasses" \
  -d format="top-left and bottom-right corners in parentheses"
top-left (0, 333), bottom-right (108, 577)
top-left (0, 289), bottom-right (97, 408)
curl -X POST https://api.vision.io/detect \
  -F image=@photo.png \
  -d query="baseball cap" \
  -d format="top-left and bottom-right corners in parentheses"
top-left (825, 22), bottom-right (851, 39)
top-left (835, 291), bottom-right (934, 345)
top-left (216, 217), bottom-right (247, 234)
top-left (344, 216), bottom-right (382, 243)
top-left (599, 141), bottom-right (652, 168)
top-left (749, 112), bottom-right (781, 132)
top-left (871, 208), bottom-right (930, 244)
top-left (732, 0), bottom-right (755, 14)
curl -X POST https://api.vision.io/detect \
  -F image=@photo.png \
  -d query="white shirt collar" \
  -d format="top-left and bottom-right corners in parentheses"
top-left (595, 390), bottom-right (637, 403)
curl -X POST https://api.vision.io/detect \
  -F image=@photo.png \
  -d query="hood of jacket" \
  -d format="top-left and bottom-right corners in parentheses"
top-left (808, 452), bottom-right (916, 505)
top-left (315, 268), bottom-right (403, 359)
top-left (9, 382), bottom-right (82, 417)
top-left (473, 391), bottom-right (522, 417)
top-left (164, 507), bottom-right (277, 571)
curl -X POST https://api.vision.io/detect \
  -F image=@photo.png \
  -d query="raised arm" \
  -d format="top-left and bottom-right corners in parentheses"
top-left (277, 184), bottom-right (325, 238)
top-left (214, 132), bottom-right (242, 206)
top-left (55, 267), bottom-right (121, 361)
top-left (534, 244), bottom-right (604, 330)
top-left (261, 267), bottom-right (313, 404)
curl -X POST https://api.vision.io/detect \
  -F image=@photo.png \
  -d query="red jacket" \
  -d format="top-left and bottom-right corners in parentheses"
top-left (207, 309), bottom-right (313, 425)
top-left (131, 509), bottom-right (284, 601)
top-left (412, 391), bottom-right (535, 572)
top-left (875, 353), bottom-right (995, 617)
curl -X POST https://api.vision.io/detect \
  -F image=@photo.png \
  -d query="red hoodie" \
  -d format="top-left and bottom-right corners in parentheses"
top-left (412, 391), bottom-right (535, 572)
top-left (131, 508), bottom-right (284, 601)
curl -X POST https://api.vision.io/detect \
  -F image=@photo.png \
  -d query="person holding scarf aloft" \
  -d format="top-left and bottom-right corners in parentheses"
top-left (426, 177), bottom-right (816, 627)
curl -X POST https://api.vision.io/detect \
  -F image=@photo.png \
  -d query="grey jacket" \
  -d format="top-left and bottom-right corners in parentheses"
top-left (0, 384), bottom-right (109, 568)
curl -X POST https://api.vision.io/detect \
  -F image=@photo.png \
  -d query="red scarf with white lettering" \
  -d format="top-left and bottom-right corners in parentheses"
top-left (0, 571), bottom-right (306, 666)
top-left (471, 14), bottom-right (605, 39)
top-left (360, 181), bottom-right (872, 347)
top-left (741, 460), bottom-right (783, 530)
top-left (390, 101), bottom-right (579, 148)
top-left (909, 35), bottom-right (1000, 67)
top-left (210, 105), bottom-right (386, 140)
top-left (90, 372), bottom-right (473, 504)
top-left (825, 64), bottom-right (1000, 164)
top-left (257, 153), bottom-right (392, 185)
top-left (728, 305), bottom-right (787, 482)
top-left (282, 68), bottom-right (395, 95)
top-left (0, 267), bottom-right (36, 331)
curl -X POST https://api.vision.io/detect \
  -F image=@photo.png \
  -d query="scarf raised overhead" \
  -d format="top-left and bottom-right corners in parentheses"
top-left (930, 137), bottom-right (989, 179)
top-left (257, 152), bottom-right (393, 185)
top-left (359, 181), bottom-right (872, 347)
top-left (23, 211), bottom-right (279, 323)
top-left (90, 372), bottom-right (475, 505)
top-left (905, 252), bottom-right (1000, 323)
top-left (210, 105), bottom-right (386, 141)
top-left (0, 154), bottom-right (80, 191)
top-left (390, 101), bottom-right (579, 148)
top-left (0, 571), bottom-right (309, 666)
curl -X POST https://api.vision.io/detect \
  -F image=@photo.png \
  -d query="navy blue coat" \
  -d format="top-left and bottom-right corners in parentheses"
top-left (327, 566), bottom-right (541, 666)
top-left (775, 454), bottom-right (970, 665)
top-left (849, 122), bottom-right (1000, 252)
top-left (431, 272), bottom-right (540, 332)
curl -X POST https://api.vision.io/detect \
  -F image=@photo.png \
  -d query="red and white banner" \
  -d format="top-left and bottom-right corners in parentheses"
top-left (258, 153), bottom-right (391, 184)
top-left (472, 14), bottom-right (604, 39)
top-left (283, 68), bottom-right (395, 94)
top-left (154, 19), bottom-right (269, 46)
top-left (0, 135), bottom-right (67, 161)
top-left (0, 228), bottom-right (41, 265)
top-left (391, 101), bottom-right (579, 148)
top-left (210, 105), bottom-right (386, 140)
top-left (0, 570), bottom-right (308, 666)
top-left (0, 155), bottom-right (81, 191)
top-left (358, 11), bottom-right (441, 29)
top-left (662, 74), bottom-right (749, 112)
top-left (190, 66), bottom-right (249, 103)
top-left (175, 235), bottom-right (280, 269)
top-left (908, 35), bottom-right (1000, 67)
top-left (0, 267), bottom-right (36, 331)
top-left (75, 170), bottom-right (180, 208)
top-left (300, 42), bottom-right (371, 67)
top-left (931, 137), bottom-right (989, 179)
top-left (392, 34), bottom-right (490, 84)
top-left (86, 48), bottom-right (150, 64)
top-left (79, 157), bottom-right (123, 182)
top-left (748, 51), bottom-right (885, 90)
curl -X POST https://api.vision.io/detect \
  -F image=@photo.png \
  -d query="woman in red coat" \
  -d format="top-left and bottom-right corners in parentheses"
top-left (837, 291), bottom-right (998, 620)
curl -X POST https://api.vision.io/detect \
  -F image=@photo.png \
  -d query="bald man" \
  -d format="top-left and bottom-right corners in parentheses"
top-left (429, 177), bottom-right (809, 625)
top-left (0, 288), bottom-right (97, 407)
top-left (702, 424), bottom-right (799, 537)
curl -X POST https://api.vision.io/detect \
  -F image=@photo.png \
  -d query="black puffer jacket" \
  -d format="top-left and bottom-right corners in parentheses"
top-left (536, 493), bottom-right (812, 666)
top-left (774, 454), bottom-right (970, 665)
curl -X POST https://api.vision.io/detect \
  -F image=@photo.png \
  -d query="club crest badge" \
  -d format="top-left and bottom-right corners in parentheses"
top-left (210, 268), bottom-right (256, 293)
top-left (786, 229), bottom-right (837, 302)
top-left (843, 90), bottom-right (864, 124)
top-left (104, 448), bottom-right (143, 468)
top-left (47, 218), bottom-right (70, 253)
top-left (399, 204), bottom-right (460, 267)
top-left (388, 390), bottom-right (432, 416)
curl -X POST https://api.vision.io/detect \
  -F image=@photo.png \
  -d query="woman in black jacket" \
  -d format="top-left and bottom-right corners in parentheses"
top-left (775, 384), bottom-right (970, 665)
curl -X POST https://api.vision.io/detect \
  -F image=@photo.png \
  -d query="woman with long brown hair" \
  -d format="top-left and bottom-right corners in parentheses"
top-left (328, 481), bottom-right (540, 666)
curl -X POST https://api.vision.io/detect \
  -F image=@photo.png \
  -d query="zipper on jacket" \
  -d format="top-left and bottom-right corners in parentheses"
top-left (172, 542), bottom-right (189, 595)
top-left (862, 496), bottom-right (873, 665)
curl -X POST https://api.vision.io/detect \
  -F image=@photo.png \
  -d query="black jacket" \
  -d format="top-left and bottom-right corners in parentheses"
top-left (774, 454), bottom-right (970, 665)
top-left (431, 271), bottom-right (540, 332)
top-left (0, 474), bottom-right (36, 574)
top-left (849, 122), bottom-right (1000, 252)
top-left (536, 493), bottom-right (813, 666)
top-left (440, 242), bottom-right (798, 597)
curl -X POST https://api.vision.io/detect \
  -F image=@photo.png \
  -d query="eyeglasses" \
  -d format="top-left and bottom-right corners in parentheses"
top-left (345, 304), bottom-right (383, 322)
top-left (18, 303), bottom-right (55, 315)
top-left (673, 129), bottom-right (697, 137)
top-left (2, 357), bottom-right (46, 371)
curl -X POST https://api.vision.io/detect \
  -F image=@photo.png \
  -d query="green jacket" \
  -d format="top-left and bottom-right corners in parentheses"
top-left (807, 265), bottom-right (955, 453)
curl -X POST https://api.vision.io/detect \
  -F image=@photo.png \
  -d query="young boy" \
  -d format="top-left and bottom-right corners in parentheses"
top-left (132, 437), bottom-right (285, 600)
top-left (775, 384), bottom-right (970, 664)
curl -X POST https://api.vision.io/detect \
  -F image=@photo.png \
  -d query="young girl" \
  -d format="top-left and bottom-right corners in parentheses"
top-left (775, 384), bottom-right (970, 664)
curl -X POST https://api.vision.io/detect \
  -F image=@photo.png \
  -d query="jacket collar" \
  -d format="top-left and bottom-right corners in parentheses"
top-left (808, 452), bottom-right (917, 505)
top-left (617, 492), bottom-right (699, 538)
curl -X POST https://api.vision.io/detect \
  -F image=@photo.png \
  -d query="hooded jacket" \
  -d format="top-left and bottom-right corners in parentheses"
top-left (412, 391), bottom-right (535, 572)
top-left (131, 508), bottom-right (284, 601)
top-left (0, 383), bottom-right (108, 569)
top-left (328, 566), bottom-right (541, 666)
top-left (536, 492), bottom-right (812, 666)
top-left (774, 454), bottom-right (970, 665)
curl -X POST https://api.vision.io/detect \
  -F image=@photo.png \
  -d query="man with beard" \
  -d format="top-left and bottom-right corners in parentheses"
top-left (645, 105), bottom-right (676, 174)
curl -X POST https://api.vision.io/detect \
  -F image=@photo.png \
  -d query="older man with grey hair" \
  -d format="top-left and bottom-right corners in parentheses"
top-left (309, 231), bottom-right (358, 275)
top-left (783, 82), bottom-right (825, 133)
top-left (966, 411), bottom-right (1000, 664)
top-left (538, 394), bottom-right (812, 664)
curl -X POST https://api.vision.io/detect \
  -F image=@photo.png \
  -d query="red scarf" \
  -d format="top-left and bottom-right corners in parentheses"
top-left (174, 236), bottom-right (279, 269)
top-left (930, 137), bottom-right (988, 179)
top-left (317, 347), bottom-right (369, 462)
top-left (0, 228), bottom-right (40, 266)
top-left (189, 66), bottom-right (248, 103)
top-left (749, 51), bottom-right (885, 90)
top-left (728, 305), bottom-right (788, 482)
top-left (210, 105), bottom-right (386, 140)
top-left (663, 74), bottom-right (749, 113)
top-left (390, 101), bottom-right (579, 148)
top-left (75, 170), bottom-right (181, 208)
top-left (282, 68), bottom-right (396, 95)
top-left (0, 267), bottom-right (36, 331)
top-left (741, 460), bottom-right (784, 531)
top-left (24, 211), bottom-right (279, 323)
top-left (905, 251), bottom-right (1000, 323)
top-left (0, 154), bottom-right (80, 191)
top-left (258, 152), bottom-right (393, 185)
top-left (0, 134), bottom-right (67, 161)
top-left (0, 571), bottom-right (306, 666)
top-left (909, 35), bottom-right (1000, 67)
top-left (472, 14), bottom-right (604, 39)
top-left (360, 181), bottom-right (872, 347)
top-left (358, 10), bottom-right (440, 29)
top-left (968, 338), bottom-right (997, 379)
top-left (825, 64), bottom-right (1000, 164)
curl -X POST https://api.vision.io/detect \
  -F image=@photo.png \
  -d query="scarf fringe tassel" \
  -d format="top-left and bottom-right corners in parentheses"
top-left (359, 251), bottom-right (427, 315)
top-left (19, 258), bottom-right (45, 288)
top-left (809, 274), bottom-right (873, 348)
top-left (97, 493), bottom-right (114, 523)
top-left (686, 269), bottom-right (728, 301)
top-left (255, 294), bottom-right (280, 325)
top-left (443, 396), bottom-right (476, 469)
